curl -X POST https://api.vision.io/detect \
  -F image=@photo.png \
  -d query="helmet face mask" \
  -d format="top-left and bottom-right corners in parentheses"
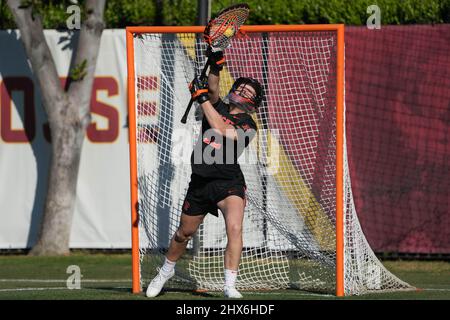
top-left (228, 77), bottom-right (264, 113)
top-left (227, 92), bottom-right (257, 113)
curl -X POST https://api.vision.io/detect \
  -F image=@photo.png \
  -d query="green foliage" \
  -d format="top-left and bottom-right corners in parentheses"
top-left (104, 0), bottom-right (156, 27)
top-left (229, 0), bottom-right (449, 25)
top-left (69, 59), bottom-right (87, 81)
top-left (42, 1), bottom-right (77, 29)
top-left (0, 0), bottom-right (15, 29)
top-left (1, 0), bottom-right (449, 29)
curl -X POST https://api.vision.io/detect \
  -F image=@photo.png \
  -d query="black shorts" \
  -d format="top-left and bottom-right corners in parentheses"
top-left (182, 174), bottom-right (247, 217)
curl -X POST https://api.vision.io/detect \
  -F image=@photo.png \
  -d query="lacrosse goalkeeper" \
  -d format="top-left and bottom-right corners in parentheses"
top-left (146, 45), bottom-right (264, 299)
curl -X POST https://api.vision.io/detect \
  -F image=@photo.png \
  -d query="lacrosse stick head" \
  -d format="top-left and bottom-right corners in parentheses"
top-left (203, 3), bottom-right (250, 51)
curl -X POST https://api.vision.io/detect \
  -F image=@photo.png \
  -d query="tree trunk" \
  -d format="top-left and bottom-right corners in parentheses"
top-left (7, 0), bottom-right (106, 255)
top-left (32, 107), bottom-right (87, 255)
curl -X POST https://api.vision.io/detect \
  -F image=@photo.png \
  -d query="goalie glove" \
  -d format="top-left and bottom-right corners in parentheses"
top-left (206, 46), bottom-right (225, 72)
top-left (189, 76), bottom-right (210, 104)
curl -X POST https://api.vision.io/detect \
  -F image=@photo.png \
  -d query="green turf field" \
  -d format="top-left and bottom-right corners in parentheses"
top-left (0, 253), bottom-right (448, 300)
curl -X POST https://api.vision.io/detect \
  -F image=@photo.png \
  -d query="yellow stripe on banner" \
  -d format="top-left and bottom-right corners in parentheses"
top-left (178, 33), bottom-right (334, 251)
top-left (178, 33), bottom-right (197, 61)
top-left (261, 130), bottom-right (335, 251)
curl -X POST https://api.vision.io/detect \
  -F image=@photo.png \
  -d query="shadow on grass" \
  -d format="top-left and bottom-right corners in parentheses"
top-left (85, 285), bottom-right (219, 299)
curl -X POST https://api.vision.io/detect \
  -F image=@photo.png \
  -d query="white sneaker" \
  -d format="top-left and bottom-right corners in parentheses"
top-left (224, 285), bottom-right (243, 298)
top-left (146, 269), bottom-right (175, 298)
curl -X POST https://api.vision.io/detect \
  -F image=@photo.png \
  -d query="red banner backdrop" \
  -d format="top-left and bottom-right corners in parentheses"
top-left (225, 26), bottom-right (449, 254)
top-left (346, 25), bottom-right (450, 254)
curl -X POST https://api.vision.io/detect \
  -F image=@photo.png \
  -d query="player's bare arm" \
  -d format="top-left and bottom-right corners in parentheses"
top-left (207, 48), bottom-right (225, 104)
top-left (189, 76), bottom-right (239, 140)
top-left (208, 69), bottom-right (220, 104)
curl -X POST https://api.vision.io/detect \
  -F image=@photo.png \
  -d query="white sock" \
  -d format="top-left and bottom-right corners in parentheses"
top-left (161, 258), bottom-right (176, 276)
top-left (224, 269), bottom-right (238, 288)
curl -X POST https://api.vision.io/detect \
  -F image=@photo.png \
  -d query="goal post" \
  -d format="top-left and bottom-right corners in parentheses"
top-left (126, 24), bottom-right (413, 296)
top-left (335, 24), bottom-right (345, 297)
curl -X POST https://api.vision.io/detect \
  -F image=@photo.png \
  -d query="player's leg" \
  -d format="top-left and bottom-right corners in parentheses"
top-left (146, 213), bottom-right (205, 298)
top-left (217, 195), bottom-right (245, 298)
top-left (167, 213), bottom-right (205, 262)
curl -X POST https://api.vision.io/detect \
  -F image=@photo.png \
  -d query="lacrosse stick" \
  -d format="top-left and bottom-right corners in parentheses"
top-left (181, 3), bottom-right (250, 123)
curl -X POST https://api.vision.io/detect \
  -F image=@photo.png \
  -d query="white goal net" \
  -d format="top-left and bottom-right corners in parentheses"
top-left (128, 27), bottom-right (414, 295)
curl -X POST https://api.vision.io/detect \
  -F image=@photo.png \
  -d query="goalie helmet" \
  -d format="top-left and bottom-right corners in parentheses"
top-left (227, 77), bottom-right (264, 113)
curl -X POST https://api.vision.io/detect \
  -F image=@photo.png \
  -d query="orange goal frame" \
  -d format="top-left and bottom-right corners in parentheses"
top-left (126, 24), bottom-right (345, 296)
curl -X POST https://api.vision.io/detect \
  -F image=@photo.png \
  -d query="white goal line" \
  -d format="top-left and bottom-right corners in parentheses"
top-left (0, 279), bottom-right (131, 283)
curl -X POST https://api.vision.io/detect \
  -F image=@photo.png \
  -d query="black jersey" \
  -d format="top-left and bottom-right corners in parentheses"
top-left (190, 98), bottom-right (257, 180)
